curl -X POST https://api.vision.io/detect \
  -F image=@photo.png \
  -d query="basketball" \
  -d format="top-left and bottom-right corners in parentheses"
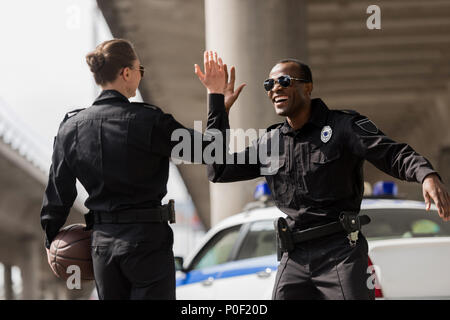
top-left (47, 224), bottom-right (94, 281)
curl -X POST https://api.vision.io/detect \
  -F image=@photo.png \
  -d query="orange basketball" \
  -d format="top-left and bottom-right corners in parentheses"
top-left (48, 224), bottom-right (94, 281)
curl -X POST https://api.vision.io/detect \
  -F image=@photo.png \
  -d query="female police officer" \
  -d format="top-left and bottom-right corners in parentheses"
top-left (40, 40), bottom-right (235, 299)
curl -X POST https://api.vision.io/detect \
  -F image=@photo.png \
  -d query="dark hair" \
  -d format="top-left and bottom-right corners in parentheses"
top-left (276, 58), bottom-right (313, 83)
top-left (86, 39), bottom-right (138, 85)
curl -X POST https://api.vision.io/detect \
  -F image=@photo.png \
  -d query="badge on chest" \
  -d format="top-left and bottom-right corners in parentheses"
top-left (321, 126), bottom-right (333, 143)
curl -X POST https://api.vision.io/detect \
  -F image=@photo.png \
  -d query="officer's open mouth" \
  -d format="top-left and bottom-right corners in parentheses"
top-left (273, 96), bottom-right (288, 106)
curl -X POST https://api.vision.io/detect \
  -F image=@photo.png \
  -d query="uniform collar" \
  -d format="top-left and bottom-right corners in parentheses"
top-left (93, 89), bottom-right (130, 105)
top-left (280, 98), bottom-right (329, 134)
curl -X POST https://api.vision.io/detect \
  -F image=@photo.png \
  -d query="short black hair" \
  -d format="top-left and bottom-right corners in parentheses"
top-left (276, 58), bottom-right (313, 83)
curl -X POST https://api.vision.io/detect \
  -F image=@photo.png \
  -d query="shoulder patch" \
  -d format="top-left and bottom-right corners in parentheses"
top-left (334, 109), bottom-right (360, 116)
top-left (63, 108), bottom-right (85, 122)
top-left (266, 122), bottom-right (283, 131)
top-left (131, 101), bottom-right (159, 111)
top-left (354, 117), bottom-right (378, 134)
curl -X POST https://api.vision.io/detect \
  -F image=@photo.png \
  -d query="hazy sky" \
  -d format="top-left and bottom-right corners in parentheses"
top-left (1, 0), bottom-right (102, 142)
top-left (0, 0), bottom-right (192, 204)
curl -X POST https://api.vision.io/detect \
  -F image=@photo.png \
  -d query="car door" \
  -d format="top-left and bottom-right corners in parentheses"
top-left (363, 207), bottom-right (450, 298)
top-left (176, 225), bottom-right (242, 300)
top-left (213, 219), bottom-right (279, 300)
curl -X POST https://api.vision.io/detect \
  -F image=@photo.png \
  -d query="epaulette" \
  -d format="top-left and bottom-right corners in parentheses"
top-left (63, 108), bottom-right (85, 122)
top-left (266, 122), bottom-right (284, 131)
top-left (131, 101), bottom-right (159, 111)
top-left (334, 109), bottom-right (360, 116)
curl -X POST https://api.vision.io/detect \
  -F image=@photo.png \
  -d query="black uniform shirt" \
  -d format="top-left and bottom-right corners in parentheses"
top-left (41, 89), bottom-right (219, 247)
top-left (206, 95), bottom-right (439, 230)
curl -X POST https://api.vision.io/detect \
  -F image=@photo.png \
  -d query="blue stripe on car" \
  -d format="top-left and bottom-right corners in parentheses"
top-left (176, 255), bottom-right (278, 287)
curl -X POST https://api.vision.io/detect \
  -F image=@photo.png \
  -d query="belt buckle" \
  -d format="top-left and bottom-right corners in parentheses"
top-left (347, 231), bottom-right (359, 247)
top-left (168, 199), bottom-right (176, 224)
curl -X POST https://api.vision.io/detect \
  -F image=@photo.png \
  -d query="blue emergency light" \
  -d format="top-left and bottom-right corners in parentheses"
top-left (373, 181), bottom-right (398, 197)
top-left (254, 181), bottom-right (271, 200)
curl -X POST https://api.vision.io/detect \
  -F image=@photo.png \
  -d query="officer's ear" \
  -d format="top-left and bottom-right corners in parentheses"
top-left (120, 67), bottom-right (132, 81)
top-left (303, 82), bottom-right (313, 97)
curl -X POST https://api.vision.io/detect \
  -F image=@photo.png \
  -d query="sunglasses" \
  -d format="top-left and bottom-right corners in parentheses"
top-left (138, 65), bottom-right (145, 78)
top-left (263, 75), bottom-right (308, 91)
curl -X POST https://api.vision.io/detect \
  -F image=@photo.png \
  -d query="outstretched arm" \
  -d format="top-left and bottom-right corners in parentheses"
top-left (346, 114), bottom-right (449, 221)
top-left (195, 51), bottom-right (261, 182)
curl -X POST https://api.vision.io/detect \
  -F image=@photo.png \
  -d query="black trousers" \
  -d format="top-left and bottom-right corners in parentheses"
top-left (91, 222), bottom-right (175, 300)
top-left (272, 232), bottom-right (375, 300)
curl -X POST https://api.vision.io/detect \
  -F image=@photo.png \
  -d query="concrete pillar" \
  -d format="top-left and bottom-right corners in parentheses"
top-left (19, 238), bottom-right (40, 299)
top-left (3, 263), bottom-right (13, 300)
top-left (438, 147), bottom-right (450, 185)
top-left (205, 0), bottom-right (308, 225)
top-left (436, 86), bottom-right (450, 185)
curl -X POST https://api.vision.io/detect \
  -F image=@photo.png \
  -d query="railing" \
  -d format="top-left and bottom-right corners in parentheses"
top-left (0, 97), bottom-right (89, 211)
top-left (0, 97), bottom-right (52, 174)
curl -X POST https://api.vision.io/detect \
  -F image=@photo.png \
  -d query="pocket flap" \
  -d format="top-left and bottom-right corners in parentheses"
top-left (311, 149), bottom-right (340, 164)
top-left (262, 156), bottom-right (286, 175)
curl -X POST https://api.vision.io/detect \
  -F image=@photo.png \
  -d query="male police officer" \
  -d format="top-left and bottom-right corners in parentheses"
top-left (197, 54), bottom-right (450, 300)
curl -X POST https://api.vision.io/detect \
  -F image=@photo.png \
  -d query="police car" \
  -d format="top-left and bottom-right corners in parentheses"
top-left (175, 182), bottom-right (450, 300)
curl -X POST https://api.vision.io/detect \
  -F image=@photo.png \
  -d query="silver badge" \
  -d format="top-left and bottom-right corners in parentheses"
top-left (321, 126), bottom-right (332, 143)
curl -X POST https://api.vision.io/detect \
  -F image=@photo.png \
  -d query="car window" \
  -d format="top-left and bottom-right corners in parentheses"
top-left (362, 208), bottom-right (450, 240)
top-left (235, 220), bottom-right (277, 261)
top-left (190, 226), bottom-right (241, 270)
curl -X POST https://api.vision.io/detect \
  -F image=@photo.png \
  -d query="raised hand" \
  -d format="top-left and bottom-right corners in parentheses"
top-left (195, 51), bottom-right (245, 113)
top-left (195, 51), bottom-right (226, 94)
top-left (423, 173), bottom-right (450, 221)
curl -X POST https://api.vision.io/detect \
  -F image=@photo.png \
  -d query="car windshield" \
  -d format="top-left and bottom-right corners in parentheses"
top-left (362, 208), bottom-right (450, 240)
top-left (190, 226), bottom-right (241, 270)
top-left (235, 220), bottom-right (277, 260)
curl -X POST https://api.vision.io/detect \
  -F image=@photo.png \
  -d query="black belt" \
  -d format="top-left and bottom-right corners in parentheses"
top-left (291, 215), bottom-right (371, 243)
top-left (275, 212), bottom-right (371, 261)
top-left (92, 200), bottom-right (176, 225)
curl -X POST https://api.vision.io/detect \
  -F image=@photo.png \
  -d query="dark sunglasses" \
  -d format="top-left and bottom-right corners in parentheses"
top-left (263, 75), bottom-right (308, 91)
top-left (138, 65), bottom-right (145, 78)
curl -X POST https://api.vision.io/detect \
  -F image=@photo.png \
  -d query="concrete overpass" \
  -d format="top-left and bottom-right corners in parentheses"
top-left (97, 0), bottom-right (450, 228)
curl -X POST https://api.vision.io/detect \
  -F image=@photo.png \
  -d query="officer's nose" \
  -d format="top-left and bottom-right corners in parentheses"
top-left (271, 81), bottom-right (284, 93)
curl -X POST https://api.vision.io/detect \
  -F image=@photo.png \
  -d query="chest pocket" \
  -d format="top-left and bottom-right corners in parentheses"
top-left (306, 147), bottom-right (345, 200)
top-left (265, 155), bottom-right (294, 207)
top-left (310, 149), bottom-right (340, 166)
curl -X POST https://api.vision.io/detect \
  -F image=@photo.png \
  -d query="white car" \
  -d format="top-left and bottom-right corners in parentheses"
top-left (176, 195), bottom-right (450, 299)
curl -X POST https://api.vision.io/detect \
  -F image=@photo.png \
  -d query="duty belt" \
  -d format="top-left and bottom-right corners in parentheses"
top-left (274, 212), bottom-right (371, 261)
top-left (85, 199), bottom-right (176, 227)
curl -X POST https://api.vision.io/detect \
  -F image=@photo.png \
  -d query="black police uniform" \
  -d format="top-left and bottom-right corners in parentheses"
top-left (206, 94), bottom-right (439, 300)
top-left (40, 89), bottom-right (221, 300)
